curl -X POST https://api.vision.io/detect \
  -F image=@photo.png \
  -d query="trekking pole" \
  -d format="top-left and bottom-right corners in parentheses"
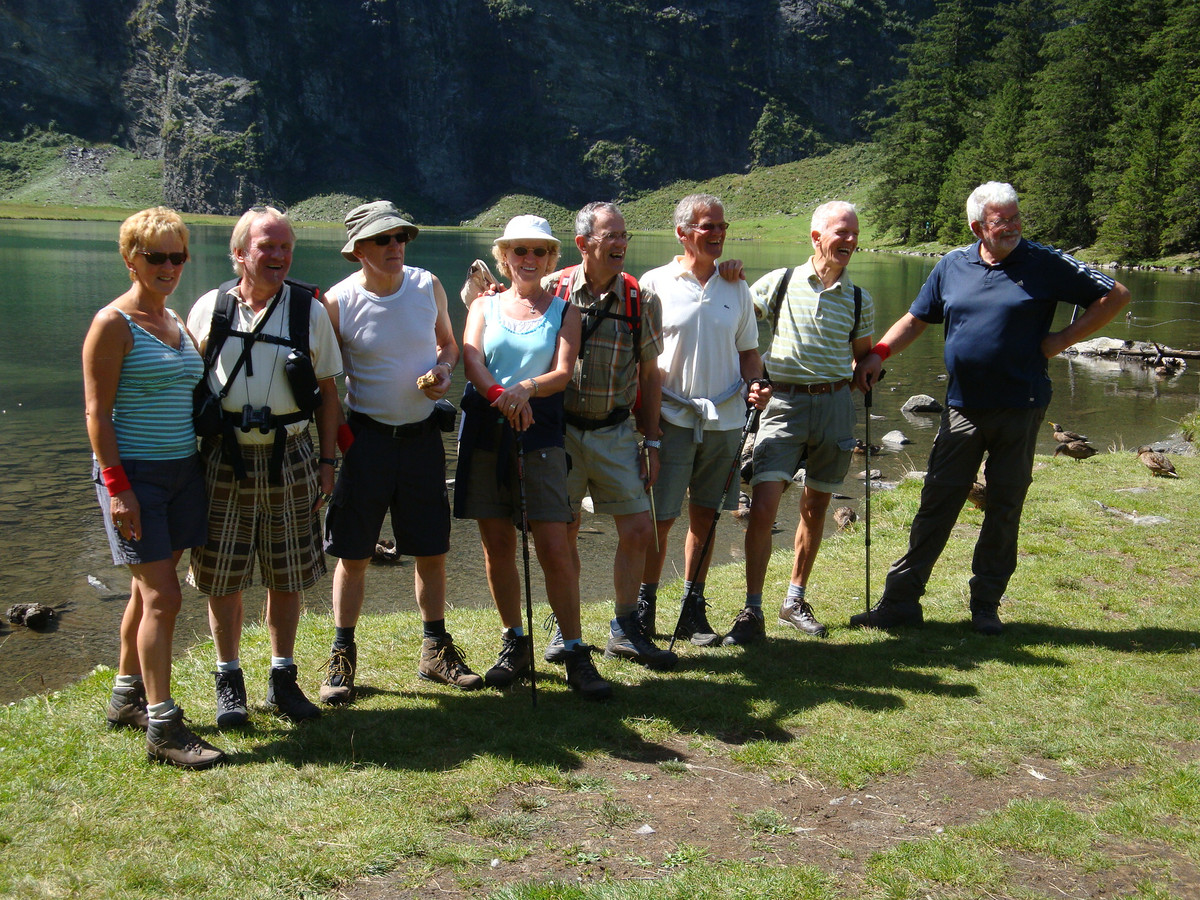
top-left (668, 403), bottom-right (761, 652)
top-left (514, 432), bottom-right (538, 708)
top-left (644, 443), bottom-right (659, 553)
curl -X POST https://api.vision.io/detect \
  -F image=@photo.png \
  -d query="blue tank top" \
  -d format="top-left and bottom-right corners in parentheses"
top-left (112, 309), bottom-right (204, 460)
top-left (483, 294), bottom-right (567, 384)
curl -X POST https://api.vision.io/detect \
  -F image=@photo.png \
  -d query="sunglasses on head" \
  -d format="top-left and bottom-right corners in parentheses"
top-left (139, 250), bottom-right (188, 266)
top-left (512, 246), bottom-right (550, 258)
top-left (371, 232), bottom-right (410, 246)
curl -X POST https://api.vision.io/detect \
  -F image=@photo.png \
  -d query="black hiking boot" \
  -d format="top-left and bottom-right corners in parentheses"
top-left (849, 599), bottom-right (924, 629)
top-left (721, 606), bottom-right (766, 646)
top-left (604, 615), bottom-right (678, 670)
top-left (266, 664), bottom-right (321, 722)
top-left (214, 668), bottom-right (250, 728)
top-left (970, 601), bottom-right (1003, 636)
top-left (673, 595), bottom-right (722, 646)
top-left (634, 594), bottom-right (657, 638)
top-left (563, 644), bottom-right (612, 701)
top-left (485, 629), bottom-right (532, 688)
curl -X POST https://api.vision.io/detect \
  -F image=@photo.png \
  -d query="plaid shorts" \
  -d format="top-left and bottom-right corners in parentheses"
top-left (187, 432), bottom-right (326, 595)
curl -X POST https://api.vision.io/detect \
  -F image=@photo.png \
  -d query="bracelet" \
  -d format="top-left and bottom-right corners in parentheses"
top-left (642, 440), bottom-right (662, 450)
top-left (101, 465), bottom-right (132, 496)
top-left (529, 378), bottom-right (539, 396)
top-left (869, 341), bottom-right (892, 362)
top-left (319, 457), bottom-right (337, 467)
top-left (486, 384), bottom-right (505, 403)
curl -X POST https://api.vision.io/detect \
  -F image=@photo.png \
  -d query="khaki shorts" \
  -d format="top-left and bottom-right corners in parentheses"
top-left (565, 418), bottom-right (650, 518)
top-left (188, 432), bottom-right (326, 595)
top-left (457, 444), bottom-right (572, 525)
top-left (653, 421), bottom-right (742, 519)
top-left (751, 388), bottom-right (856, 494)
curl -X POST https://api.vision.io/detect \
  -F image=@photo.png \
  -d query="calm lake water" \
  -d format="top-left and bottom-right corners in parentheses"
top-left (2, 219), bottom-right (1197, 702)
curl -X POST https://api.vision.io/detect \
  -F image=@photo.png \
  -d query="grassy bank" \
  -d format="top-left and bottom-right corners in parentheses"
top-left (3, 450), bottom-right (1198, 899)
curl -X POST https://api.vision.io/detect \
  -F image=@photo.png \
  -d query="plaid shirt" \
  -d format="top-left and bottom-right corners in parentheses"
top-left (547, 267), bottom-right (663, 419)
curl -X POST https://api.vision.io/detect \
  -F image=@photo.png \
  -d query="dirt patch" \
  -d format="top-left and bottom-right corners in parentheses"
top-left (337, 740), bottom-right (1199, 899)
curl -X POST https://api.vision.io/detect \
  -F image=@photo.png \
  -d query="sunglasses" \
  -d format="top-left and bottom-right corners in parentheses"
top-left (371, 232), bottom-right (410, 246)
top-left (139, 250), bottom-right (188, 266)
top-left (512, 246), bottom-right (550, 258)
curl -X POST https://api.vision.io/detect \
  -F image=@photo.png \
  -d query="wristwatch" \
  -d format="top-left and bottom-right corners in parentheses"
top-left (642, 440), bottom-right (662, 450)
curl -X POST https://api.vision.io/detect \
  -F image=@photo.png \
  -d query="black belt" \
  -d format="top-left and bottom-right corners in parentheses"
top-left (773, 379), bottom-right (850, 396)
top-left (349, 409), bottom-right (435, 439)
top-left (564, 407), bottom-right (630, 431)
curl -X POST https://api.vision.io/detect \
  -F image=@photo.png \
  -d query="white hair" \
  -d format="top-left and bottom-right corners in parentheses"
top-left (811, 200), bottom-right (857, 234)
top-left (966, 182), bottom-right (1019, 226)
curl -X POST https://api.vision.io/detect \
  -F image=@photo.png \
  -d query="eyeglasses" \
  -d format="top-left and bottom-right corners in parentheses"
top-left (139, 250), bottom-right (188, 266)
top-left (985, 214), bottom-right (1021, 229)
top-left (512, 246), bottom-right (550, 258)
top-left (591, 231), bottom-right (630, 242)
top-left (371, 232), bottom-right (410, 246)
top-left (688, 221), bottom-right (729, 233)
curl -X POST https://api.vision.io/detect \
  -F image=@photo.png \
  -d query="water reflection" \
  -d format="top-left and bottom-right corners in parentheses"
top-left (1, 219), bottom-right (1196, 702)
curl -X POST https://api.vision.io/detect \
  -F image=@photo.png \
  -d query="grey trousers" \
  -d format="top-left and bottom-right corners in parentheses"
top-left (882, 406), bottom-right (1045, 609)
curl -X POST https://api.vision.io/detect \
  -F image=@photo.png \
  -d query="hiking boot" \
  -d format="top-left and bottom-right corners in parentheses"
top-left (106, 680), bottom-right (148, 731)
top-left (970, 602), bottom-right (1004, 636)
top-left (604, 615), bottom-right (678, 671)
top-left (543, 625), bottom-right (570, 663)
top-left (721, 606), bottom-right (765, 646)
top-left (674, 595), bottom-right (722, 646)
top-left (419, 634), bottom-right (484, 690)
top-left (146, 706), bottom-right (225, 770)
top-left (214, 668), bottom-right (250, 728)
top-left (849, 599), bottom-right (924, 629)
top-left (266, 664), bottom-right (321, 722)
top-left (319, 643), bottom-right (357, 705)
top-left (778, 597), bottom-right (828, 637)
top-left (485, 629), bottom-right (532, 688)
top-left (563, 644), bottom-right (612, 701)
top-left (634, 594), bottom-right (657, 638)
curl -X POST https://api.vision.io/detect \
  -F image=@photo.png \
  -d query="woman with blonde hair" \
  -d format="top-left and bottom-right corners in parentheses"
top-left (83, 206), bottom-right (224, 768)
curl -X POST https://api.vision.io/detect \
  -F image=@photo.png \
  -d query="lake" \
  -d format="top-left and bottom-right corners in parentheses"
top-left (1, 218), bottom-right (1197, 702)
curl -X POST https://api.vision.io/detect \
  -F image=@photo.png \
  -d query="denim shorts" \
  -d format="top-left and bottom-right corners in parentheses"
top-left (94, 454), bottom-right (208, 566)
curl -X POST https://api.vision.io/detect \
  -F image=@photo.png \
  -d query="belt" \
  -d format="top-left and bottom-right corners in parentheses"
top-left (349, 409), bottom-right (434, 439)
top-left (564, 407), bottom-right (630, 431)
top-left (773, 379), bottom-right (850, 396)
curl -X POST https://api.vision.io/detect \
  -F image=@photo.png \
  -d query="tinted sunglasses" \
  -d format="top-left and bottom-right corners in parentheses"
top-left (371, 232), bottom-right (410, 246)
top-left (139, 250), bottom-right (189, 265)
top-left (512, 246), bottom-right (550, 258)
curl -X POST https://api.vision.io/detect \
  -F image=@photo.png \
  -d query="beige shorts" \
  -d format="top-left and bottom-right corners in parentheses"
top-left (565, 418), bottom-right (651, 518)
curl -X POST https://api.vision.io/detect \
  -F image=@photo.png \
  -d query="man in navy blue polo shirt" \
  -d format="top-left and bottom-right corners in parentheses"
top-left (851, 182), bottom-right (1130, 634)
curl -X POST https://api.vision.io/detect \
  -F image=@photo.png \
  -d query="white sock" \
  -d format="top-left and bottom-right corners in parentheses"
top-left (216, 658), bottom-right (240, 673)
top-left (271, 657), bottom-right (293, 669)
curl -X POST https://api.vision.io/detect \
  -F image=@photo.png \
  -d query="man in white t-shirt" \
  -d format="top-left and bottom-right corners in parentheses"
top-left (637, 194), bottom-right (771, 648)
top-left (319, 201), bottom-right (482, 704)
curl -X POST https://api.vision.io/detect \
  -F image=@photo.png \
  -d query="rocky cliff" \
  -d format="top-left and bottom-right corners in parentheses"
top-left (0, 0), bottom-right (929, 218)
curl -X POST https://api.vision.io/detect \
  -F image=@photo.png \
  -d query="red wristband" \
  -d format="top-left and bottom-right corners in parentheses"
top-left (486, 384), bottom-right (505, 403)
top-left (337, 423), bottom-right (355, 453)
top-left (870, 341), bottom-right (892, 362)
top-left (101, 465), bottom-right (132, 496)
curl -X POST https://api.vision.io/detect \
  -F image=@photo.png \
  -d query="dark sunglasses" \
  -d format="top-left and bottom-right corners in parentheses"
top-left (139, 250), bottom-right (188, 266)
top-left (371, 232), bottom-right (410, 246)
top-left (512, 246), bottom-right (550, 258)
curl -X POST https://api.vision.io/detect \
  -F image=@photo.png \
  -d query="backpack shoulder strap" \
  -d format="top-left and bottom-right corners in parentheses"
top-left (203, 278), bottom-right (240, 370)
top-left (621, 272), bottom-right (641, 348)
top-left (768, 266), bottom-right (795, 337)
top-left (554, 266), bottom-right (577, 301)
top-left (284, 279), bottom-right (318, 356)
top-left (853, 285), bottom-right (862, 339)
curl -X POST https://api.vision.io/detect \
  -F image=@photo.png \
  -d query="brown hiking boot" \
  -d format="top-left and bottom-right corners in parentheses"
top-left (721, 606), bottom-right (766, 646)
top-left (319, 643), bottom-right (357, 705)
top-left (146, 706), bottom-right (225, 770)
top-left (419, 634), bottom-right (483, 690)
top-left (106, 680), bottom-right (148, 731)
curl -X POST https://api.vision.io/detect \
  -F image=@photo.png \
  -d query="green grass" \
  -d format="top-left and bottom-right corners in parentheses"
top-left (2, 451), bottom-right (1198, 898)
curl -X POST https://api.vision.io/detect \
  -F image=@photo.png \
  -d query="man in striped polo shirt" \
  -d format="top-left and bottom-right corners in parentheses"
top-left (729, 201), bottom-right (874, 645)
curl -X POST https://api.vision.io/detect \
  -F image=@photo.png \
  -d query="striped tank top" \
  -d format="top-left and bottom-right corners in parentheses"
top-left (111, 309), bottom-right (203, 460)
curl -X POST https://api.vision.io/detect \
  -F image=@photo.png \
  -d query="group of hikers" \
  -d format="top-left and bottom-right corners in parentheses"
top-left (82, 182), bottom-right (1130, 769)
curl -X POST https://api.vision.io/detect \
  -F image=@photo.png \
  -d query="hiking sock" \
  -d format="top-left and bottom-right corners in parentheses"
top-left (334, 626), bottom-right (355, 649)
top-left (216, 658), bottom-right (240, 673)
top-left (423, 619), bottom-right (447, 640)
top-left (638, 583), bottom-right (658, 604)
top-left (563, 638), bottom-right (582, 652)
top-left (147, 698), bottom-right (176, 721)
top-left (114, 673), bottom-right (142, 689)
top-left (508, 625), bottom-right (525, 637)
top-left (271, 657), bottom-right (294, 669)
top-left (681, 581), bottom-right (704, 604)
top-left (745, 593), bottom-right (763, 610)
top-left (786, 583), bottom-right (806, 603)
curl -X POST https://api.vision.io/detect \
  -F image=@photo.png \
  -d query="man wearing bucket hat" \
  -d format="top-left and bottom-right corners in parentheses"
top-left (318, 200), bottom-right (482, 704)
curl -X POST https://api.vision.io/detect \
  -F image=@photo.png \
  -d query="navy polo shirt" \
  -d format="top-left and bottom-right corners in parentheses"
top-left (910, 239), bottom-right (1114, 409)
